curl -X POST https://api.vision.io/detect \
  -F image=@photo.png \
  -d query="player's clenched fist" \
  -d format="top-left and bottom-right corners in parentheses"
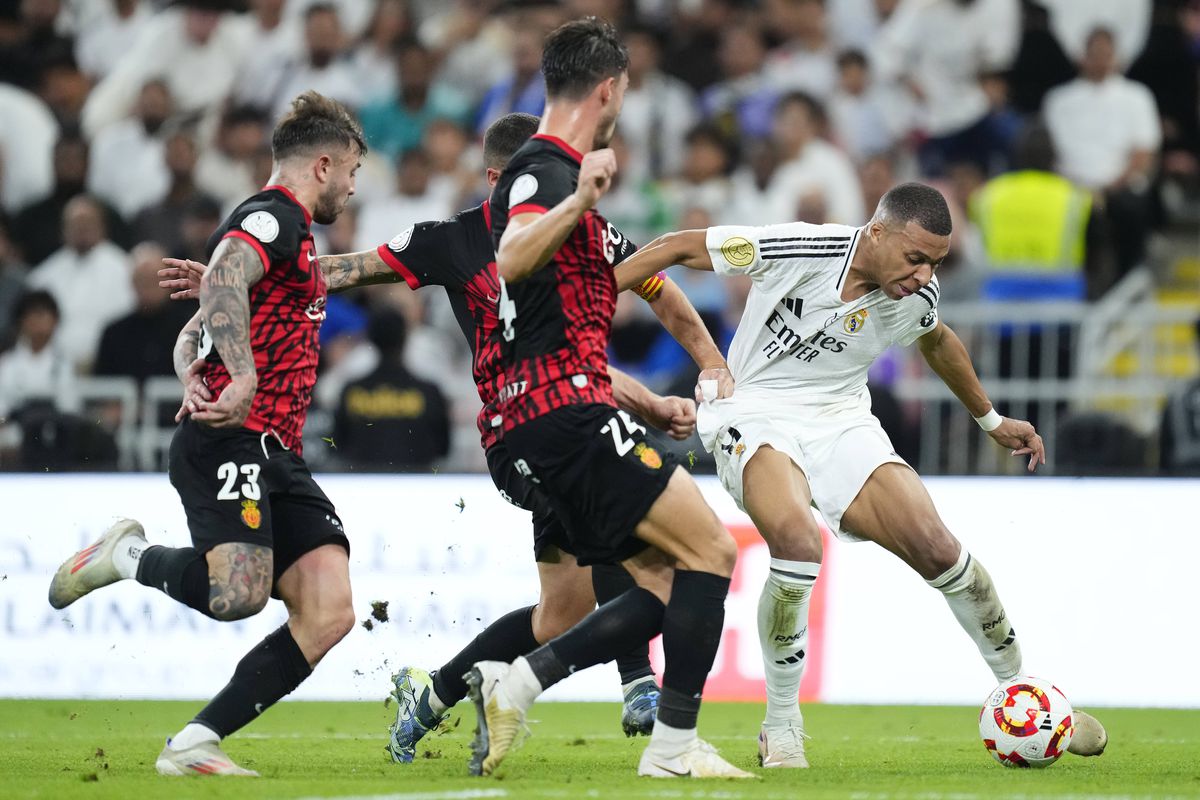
top-left (573, 149), bottom-right (617, 209)
top-left (646, 395), bottom-right (697, 441)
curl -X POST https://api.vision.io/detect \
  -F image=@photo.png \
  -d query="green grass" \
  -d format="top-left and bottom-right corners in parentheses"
top-left (2, 700), bottom-right (1199, 800)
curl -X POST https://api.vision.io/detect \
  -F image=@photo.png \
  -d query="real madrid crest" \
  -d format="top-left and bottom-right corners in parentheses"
top-left (843, 309), bottom-right (869, 334)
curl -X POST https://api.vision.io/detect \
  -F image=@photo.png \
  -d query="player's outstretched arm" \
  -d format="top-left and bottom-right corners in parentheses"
top-left (161, 251), bottom-right (397, 298)
top-left (320, 250), bottom-right (400, 291)
top-left (917, 320), bottom-right (1046, 472)
top-left (609, 365), bottom-right (696, 440)
top-left (497, 149), bottom-right (616, 283)
top-left (614, 229), bottom-right (713, 292)
top-left (642, 278), bottom-right (734, 400)
top-left (172, 310), bottom-right (212, 422)
top-left (192, 237), bottom-right (265, 429)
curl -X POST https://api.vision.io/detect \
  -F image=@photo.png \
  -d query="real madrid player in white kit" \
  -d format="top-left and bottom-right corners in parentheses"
top-left (614, 183), bottom-right (1107, 767)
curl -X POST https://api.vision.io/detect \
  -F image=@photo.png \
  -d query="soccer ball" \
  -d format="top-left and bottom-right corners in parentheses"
top-left (979, 676), bottom-right (1074, 768)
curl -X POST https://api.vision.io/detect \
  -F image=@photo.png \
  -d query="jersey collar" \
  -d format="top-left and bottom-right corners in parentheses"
top-left (481, 199), bottom-right (492, 231)
top-left (263, 184), bottom-right (313, 226)
top-left (532, 133), bottom-right (583, 164)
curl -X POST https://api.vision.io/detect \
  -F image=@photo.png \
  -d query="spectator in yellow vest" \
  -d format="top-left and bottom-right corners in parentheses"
top-left (970, 124), bottom-right (1092, 301)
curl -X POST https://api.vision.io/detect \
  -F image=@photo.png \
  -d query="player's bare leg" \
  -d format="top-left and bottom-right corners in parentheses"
top-left (841, 464), bottom-right (1107, 756)
top-left (157, 544), bottom-right (353, 776)
top-left (741, 446), bottom-right (823, 767)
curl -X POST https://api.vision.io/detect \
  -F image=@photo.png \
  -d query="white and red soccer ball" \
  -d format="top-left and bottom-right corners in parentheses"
top-left (979, 676), bottom-right (1074, 768)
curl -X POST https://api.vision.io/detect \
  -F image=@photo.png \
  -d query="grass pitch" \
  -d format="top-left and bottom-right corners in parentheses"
top-left (2, 700), bottom-right (1198, 800)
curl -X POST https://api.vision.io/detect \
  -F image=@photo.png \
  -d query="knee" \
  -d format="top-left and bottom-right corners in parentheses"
top-left (760, 513), bottom-right (823, 562)
top-left (294, 602), bottom-right (356, 656)
top-left (532, 594), bottom-right (592, 642)
top-left (703, 528), bottom-right (738, 577)
top-left (208, 587), bottom-right (270, 621)
top-left (914, 523), bottom-right (961, 581)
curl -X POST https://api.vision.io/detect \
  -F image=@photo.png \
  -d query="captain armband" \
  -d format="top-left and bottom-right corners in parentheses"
top-left (632, 272), bottom-right (666, 302)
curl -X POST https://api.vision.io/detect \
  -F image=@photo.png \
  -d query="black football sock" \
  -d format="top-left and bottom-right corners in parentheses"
top-left (193, 624), bottom-right (312, 738)
top-left (657, 570), bottom-right (730, 729)
top-left (135, 545), bottom-right (214, 618)
top-left (524, 587), bottom-right (666, 689)
top-left (432, 605), bottom-right (538, 708)
top-left (591, 563), bottom-right (655, 686)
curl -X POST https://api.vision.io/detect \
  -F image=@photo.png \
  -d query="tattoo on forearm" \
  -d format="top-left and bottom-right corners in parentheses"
top-left (201, 240), bottom-right (262, 417)
top-left (320, 252), bottom-right (398, 292)
top-left (207, 542), bottom-right (272, 619)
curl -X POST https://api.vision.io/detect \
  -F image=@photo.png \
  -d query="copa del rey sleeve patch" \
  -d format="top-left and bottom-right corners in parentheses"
top-left (241, 210), bottom-right (280, 243)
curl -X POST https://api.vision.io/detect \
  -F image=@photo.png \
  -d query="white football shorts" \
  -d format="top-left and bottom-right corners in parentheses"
top-left (698, 389), bottom-right (910, 541)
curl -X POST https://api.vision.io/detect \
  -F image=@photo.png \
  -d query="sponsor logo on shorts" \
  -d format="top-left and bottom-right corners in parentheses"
top-left (721, 236), bottom-right (755, 268)
top-left (633, 441), bottom-right (662, 469)
top-left (843, 309), bottom-right (868, 334)
top-left (241, 499), bottom-right (262, 529)
top-left (325, 513), bottom-right (344, 533)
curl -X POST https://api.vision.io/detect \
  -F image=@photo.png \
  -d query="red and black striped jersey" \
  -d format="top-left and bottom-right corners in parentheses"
top-left (489, 134), bottom-right (639, 431)
top-left (375, 202), bottom-right (505, 450)
top-left (200, 185), bottom-right (324, 454)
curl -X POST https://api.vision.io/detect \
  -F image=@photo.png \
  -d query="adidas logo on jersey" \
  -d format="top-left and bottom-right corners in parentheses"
top-left (781, 296), bottom-right (804, 319)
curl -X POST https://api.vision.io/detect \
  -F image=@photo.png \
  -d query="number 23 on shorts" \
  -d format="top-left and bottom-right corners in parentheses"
top-left (216, 461), bottom-right (262, 501)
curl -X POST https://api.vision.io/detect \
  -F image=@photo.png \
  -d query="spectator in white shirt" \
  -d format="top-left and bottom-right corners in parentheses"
top-left (0, 290), bottom-right (78, 423)
top-left (1043, 26), bottom-right (1161, 272)
top-left (767, 92), bottom-right (865, 225)
top-left (0, 84), bottom-right (58, 216)
top-left (26, 196), bottom-right (133, 371)
top-left (661, 123), bottom-right (737, 224)
top-left (87, 80), bottom-right (173, 220)
top-left (617, 24), bottom-right (699, 183)
top-left (195, 106), bottom-right (271, 212)
top-left (762, 0), bottom-right (839, 101)
top-left (828, 49), bottom-right (904, 164)
top-left (232, 0), bottom-right (304, 112)
top-left (354, 148), bottom-right (453, 253)
top-left (74, 0), bottom-right (152, 81)
top-left (1039, 0), bottom-right (1151, 69)
top-left (80, 1), bottom-right (253, 139)
top-left (269, 4), bottom-right (365, 120)
top-left (874, 0), bottom-right (1020, 176)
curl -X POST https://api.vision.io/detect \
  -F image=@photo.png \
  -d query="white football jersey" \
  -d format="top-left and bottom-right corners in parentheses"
top-left (706, 221), bottom-right (940, 402)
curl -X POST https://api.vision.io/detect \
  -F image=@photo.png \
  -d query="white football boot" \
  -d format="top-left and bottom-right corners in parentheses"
top-left (48, 519), bottom-right (145, 609)
top-left (465, 661), bottom-right (531, 776)
top-left (155, 739), bottom-right (258, 776)
top-left (1068, 710), bottom-right (1108, 756)
top-left (639, 737), bottom-right (755, 778)
top-left (758, 721), bottom-right (810, 768)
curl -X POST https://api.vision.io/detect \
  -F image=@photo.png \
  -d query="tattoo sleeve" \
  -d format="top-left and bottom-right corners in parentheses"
top-left (319, 250), bottom-right (399, 292)
top-left (173, 310), bottom-right (203, 381)
top-left (206, 542), bottom-right (273, 619)
top-left (200, 237), bottom-right (265, 393)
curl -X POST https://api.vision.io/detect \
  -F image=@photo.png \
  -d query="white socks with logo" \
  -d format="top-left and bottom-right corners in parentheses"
top-left (112, 535), bottom-right (148, 580)
top-left (758, 558), bottom-right (820, 727)
top-left (928, 549), bottom-right (1022, 680)
top-left (169, 722), bottom-right (220, 751)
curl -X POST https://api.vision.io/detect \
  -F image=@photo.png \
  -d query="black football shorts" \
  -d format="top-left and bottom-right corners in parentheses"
top-left (500, 403), bottom-right (678, 566)
top-left (485, 441), bottom-right (572, 562)
top-left (168, 418), bottom-right (349, 592)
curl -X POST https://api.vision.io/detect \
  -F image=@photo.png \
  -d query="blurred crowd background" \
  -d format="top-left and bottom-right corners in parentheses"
top-left (1, 0), bottom-right (1198, 476)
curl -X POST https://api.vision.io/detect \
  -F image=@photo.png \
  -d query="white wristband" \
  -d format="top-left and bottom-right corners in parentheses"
top-left (974, 407), bottom-right (1003, 432)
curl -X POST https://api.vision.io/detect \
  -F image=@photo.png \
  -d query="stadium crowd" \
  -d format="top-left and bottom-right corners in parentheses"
top-left (0, 0), bottom-right (1197, 474)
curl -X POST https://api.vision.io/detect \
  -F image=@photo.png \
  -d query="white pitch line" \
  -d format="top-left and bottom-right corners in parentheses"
top-left (297, 790), bottom-right (507, 800)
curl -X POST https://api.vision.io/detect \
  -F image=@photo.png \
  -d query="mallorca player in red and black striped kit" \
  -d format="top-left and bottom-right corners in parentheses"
top-left (48, 92), bottom-right (364, 776)
top-left (156, 112), bottom-right (732, 759)
top-left (467, 19), bottom-right (750, 780)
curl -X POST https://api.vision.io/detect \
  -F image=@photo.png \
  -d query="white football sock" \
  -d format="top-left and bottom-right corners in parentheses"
top-left (648, 717), bottom-right (696, 753)
top-left (928, 550), bottom-right (1022, 680)
top-left (111, 535), bottom-right (149, 580)
top-left (758, 558), bottom-right (820, 727)
top-left (506, 657), bottom-right (545, 710)
top-left (169, 722), bottom-right (220, 750)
